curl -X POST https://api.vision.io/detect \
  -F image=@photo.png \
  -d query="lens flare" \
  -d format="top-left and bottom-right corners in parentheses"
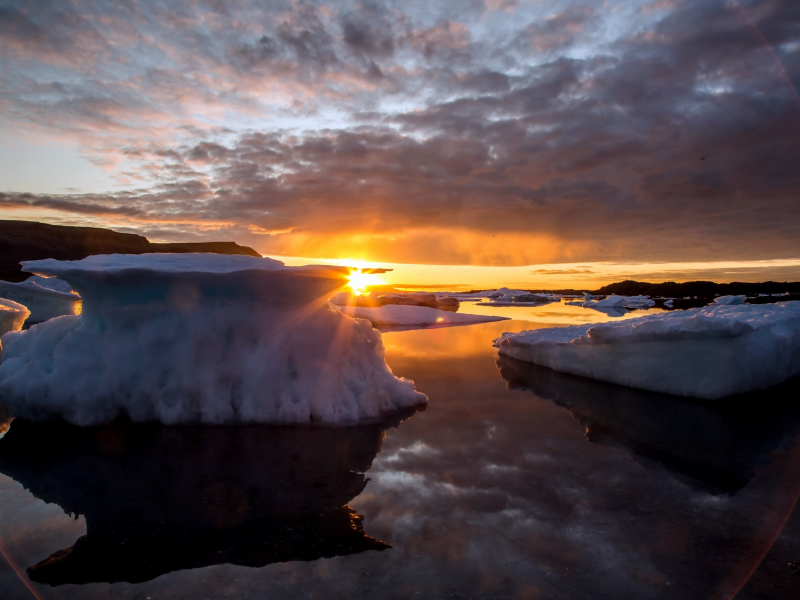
top-left (348, 269), bottom-right (383, 295)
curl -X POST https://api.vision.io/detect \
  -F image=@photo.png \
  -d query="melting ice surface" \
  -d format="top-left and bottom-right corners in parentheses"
top-left (495, 301), bottom-right (800, 399)
top-left (0, 254), bottom-right (426, 426)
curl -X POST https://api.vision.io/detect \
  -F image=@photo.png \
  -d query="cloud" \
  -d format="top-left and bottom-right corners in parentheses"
top-left (1, 0), bottom-right (799, 265)
top-left (532, 268), bottom-right (596, 275)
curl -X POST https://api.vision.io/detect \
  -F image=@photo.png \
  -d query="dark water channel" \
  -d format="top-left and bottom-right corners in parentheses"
top-left (1, 320), bottom-right (800, 599)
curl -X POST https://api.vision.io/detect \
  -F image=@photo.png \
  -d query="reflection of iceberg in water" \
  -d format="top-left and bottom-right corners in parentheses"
top-left (497, 356), bottom-right (800, 495)
top-left (0, 410), bottom-right (417, 585)
top-left (585, 305), bottom-right (629, 317)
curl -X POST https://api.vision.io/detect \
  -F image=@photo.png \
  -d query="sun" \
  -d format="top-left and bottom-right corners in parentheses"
top-left (348, 268), bottom-right (383, 295)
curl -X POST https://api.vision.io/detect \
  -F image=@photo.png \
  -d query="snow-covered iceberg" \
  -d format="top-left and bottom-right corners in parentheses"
top-left (493, 302), bottom-right (800, 399)
top-left (337, 304), bottom-right (508, 329)
top-left (0, 276), bottom-right (80, 323)
top-left (565, 294), bottom-right (655, 316)
top-left (714, 295), bottom-right (746, 306)
top-left (0, 254), bottom-right (426, 426)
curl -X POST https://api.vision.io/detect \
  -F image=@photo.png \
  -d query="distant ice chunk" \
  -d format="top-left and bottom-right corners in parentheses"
top-left (592, 295), bottom-right (655, 308)
top-left (714, 295), bottom-right (746, 305)
top-left (0, 254), bottom-right (426, 426)
top-left (564, 294), bottom-right (654, 316)
top-left (592, 295), bottom-right (627, 307)
top-left (494, 302), bottom-right (800, 399)
top-left (487, 288), bottom-right (533, 301)
top-left (338, 304), bottom-right (508, 329)
top-left (0, 277), bottom-right (80, 323)
top-left (663, 300), bottom-right (674, 307)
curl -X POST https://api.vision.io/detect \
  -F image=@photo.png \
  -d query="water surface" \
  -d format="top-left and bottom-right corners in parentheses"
top-left (1, 319), bottom-right (800, 599)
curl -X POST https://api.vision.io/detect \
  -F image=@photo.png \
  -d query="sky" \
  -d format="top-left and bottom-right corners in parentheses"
top-left (1, 0), bottom-right (799, 287)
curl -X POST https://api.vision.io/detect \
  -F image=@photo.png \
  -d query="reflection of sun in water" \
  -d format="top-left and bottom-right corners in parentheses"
top-left (348, 269), bottom-right (383, 295)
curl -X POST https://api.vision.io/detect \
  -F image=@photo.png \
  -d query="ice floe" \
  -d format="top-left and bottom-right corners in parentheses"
top-left (0, 277), bottom-right (80, 323)
top-left (494, 302), bottom-right (800, 399)
top-left (337, 304), bottom-right (508, 329)
top-left (564, 294), bottom-right (656, 316)
top-left (713, 295), bottom-right (747, 305)
top-left (0, 254), bottom-right (426, 426)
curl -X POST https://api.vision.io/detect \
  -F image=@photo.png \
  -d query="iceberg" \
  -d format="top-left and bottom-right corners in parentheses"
top-left (0, 277), bottom-right (80, 323)
top-left (565, 295), bottom-right (654, 317)
top-left (338, 304), bottom-right (508, 329)
top-left (714, 295), bottom-right (746, 306)
top-left (566, 295), bottom-right (654, 309)
top-left (494, 302), bottom-right (800, 399)
top-left (591, 294), bottom-right (655, 308)
top-left (0, 254), bottom-right (426, 426)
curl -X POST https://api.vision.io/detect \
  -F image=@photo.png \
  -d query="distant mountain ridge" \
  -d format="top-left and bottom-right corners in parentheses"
top-left (594, 279), bottom-right (800, 298)
top-left (461, 279), bottom-right (800, 298)
top-left (0, 220), bottom-right (260, 282)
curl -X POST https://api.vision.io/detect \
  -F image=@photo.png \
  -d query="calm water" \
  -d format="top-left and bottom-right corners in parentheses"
top-left (2, 304), bottom-right (800, 599)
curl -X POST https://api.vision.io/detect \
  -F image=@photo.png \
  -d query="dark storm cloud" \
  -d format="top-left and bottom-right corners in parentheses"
top-left (0, 0), bottom-right (799, 263)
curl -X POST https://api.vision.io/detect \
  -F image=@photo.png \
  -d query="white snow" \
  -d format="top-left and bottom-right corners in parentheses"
top-left (0, 278), bottom-right (80, 323)
top-left (0, 298), bottom-right (29, 340)
top-left (713, 295), bottom-right (746, 305)
top-left (24, 253), bottom-right (286, 274)
top-left (22, 275), bottom-right (74, 294)
top-left (486, 288), bottom-right (534, 301)
top-left (0, 254), bottom-right (426, 426)
top-left (494, 301), bottom-right (800, 399)
top-left (591, 295), bottom-right (655, 308)
top-left (337, 304), bottom-right (508, 328)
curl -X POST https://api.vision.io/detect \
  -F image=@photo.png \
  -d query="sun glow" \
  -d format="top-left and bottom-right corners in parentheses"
top-left (348, 269), bottom-right (383, 295)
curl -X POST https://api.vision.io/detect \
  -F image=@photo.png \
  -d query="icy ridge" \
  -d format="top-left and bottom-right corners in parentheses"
top-left (0, 279), bottom-right (80, 323)
top-left (494, 302), bottom-right (800, 399)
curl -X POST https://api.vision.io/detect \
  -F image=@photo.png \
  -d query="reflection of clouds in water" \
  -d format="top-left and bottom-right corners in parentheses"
top-left (359, 327), bottom-right (800, 599)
